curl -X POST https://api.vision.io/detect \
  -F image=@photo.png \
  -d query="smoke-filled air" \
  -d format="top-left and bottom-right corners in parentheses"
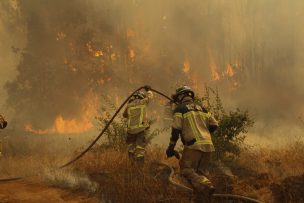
top-left (0, 1), bottom-right (304, 203)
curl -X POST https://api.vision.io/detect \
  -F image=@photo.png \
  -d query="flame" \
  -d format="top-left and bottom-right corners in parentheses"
top-left (25, 92), bottom-right (98, 135)
top-left (25, 114), bottom-right (93, 134)
top-left (94, 50), bottom-right (103, 57)
top-left (226, 64), bottom-right (235, 77)
top-left (129, 48), bottom-right (136, 61)
top-left (208, 48), bottom-right (220, 81)
top-left (183, 57), bottom-right (190, 73)
top-left (86, 41), bottom-right (103, 57)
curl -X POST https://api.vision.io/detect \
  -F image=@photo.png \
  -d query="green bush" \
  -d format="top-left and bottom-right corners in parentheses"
top-left (201, 86), bottom-right (254, 160)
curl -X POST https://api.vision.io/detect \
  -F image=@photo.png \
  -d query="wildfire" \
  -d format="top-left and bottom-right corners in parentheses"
top-left (183, 57), bottom-right (190, 73)
top-left (24, 92), bottom-right (98, 135)
top-left (226, 64), bottom-right (235, 77)
top-left (86, 41), bottom-right (103, 57)
top-left (208, 48), bottom-right (220, 81)
top-left (25, 115), bottom-right (93, 134)
top-left (94, 50), bottom-right (103, 57)
top-left (129, 48), bottom-right (136, 61)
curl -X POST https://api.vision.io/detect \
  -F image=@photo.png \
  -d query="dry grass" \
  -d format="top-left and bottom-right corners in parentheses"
top-left (74, 145), bottom-right (189, 203)
top-left (71, 139), bottom-right (303, 203)
top-left (0, 154), bottom-right (60, 178)
top-left (1, 139), bottom-right (304, 203)
top-left (236, 140), bottom-right (304, 179)
top-left (229, 139), bottom-right (304, 203)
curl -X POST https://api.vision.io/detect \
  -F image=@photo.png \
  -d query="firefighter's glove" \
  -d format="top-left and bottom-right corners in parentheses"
top-left (166, 144), bottom-right (175, 158)
top-left (143, 85), bottom-right (151, 91)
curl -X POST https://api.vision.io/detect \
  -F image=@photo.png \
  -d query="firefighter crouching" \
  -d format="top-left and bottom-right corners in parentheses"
top-left (0, 115), bottom-right (7, 130)
top-left (123, 86), bottom-right (153, 165)
top-left (166, 86), bottom-right (218, 201)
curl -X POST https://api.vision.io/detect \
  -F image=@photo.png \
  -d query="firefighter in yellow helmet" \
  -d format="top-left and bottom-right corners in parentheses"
top-left (166, 86), bottom-right (218, 202)
top-left (123, 86), bottom-right (153, 165)
top-left (0, 115), bottom-right (7, 130)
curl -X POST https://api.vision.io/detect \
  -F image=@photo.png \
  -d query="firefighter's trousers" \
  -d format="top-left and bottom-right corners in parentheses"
top-left (180, 148), bottom-right (213, 193)
top-left (126, 131), bottom-right (146, 163)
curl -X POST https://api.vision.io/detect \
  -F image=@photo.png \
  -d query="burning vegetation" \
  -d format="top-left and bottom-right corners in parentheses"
top-left (0, 0), bottom-right (304, 202)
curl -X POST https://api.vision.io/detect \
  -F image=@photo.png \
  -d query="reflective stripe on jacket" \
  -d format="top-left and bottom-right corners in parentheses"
top-left (123, 91), bottom-right (153, 134)
top-left (172, 97), bottom-right (218, 152)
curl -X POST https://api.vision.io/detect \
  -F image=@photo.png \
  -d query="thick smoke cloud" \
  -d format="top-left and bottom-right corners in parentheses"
top-left (1, 0), bottom-right (304, 140)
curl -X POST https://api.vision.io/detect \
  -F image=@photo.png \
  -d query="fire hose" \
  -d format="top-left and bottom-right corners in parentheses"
top-left (0, 86), bottom-right (263, 202)
top-left (155, 161), bottom-right (263, 203)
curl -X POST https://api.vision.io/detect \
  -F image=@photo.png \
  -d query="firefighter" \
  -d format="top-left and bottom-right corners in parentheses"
top-left (166, 86), bottom-right (218, 202)
top-left (0, 115), bottom-right (7, 130)
top-left (123, 85), bottom-right (153, 165)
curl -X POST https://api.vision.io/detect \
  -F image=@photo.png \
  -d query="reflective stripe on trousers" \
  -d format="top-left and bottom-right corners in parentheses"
top-left (180, 148), bottom-right (213, 192)
top-left (126, 131), bottom-right (146, 160)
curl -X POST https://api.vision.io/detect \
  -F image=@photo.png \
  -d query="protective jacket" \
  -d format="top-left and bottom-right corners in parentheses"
top-left (123, 91), bottom-right (153, 134)
top-left (171, 96), bottom-right (218, 152)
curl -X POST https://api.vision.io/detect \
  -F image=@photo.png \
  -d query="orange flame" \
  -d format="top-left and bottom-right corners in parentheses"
top-left (24, 92), bottom-right (98, 135)
top-left (208, 48), bottom-right (220, 81)
top-left (183, 57), bottom-right (190, 73)
top-left (86, 41), bottom-right (103, 57)
top-left (25, 115), bottom-right (93, 134)
top-left (226, 64), bottom-right (235, 77)
top-left (129, 48), bottom-right (136, 61)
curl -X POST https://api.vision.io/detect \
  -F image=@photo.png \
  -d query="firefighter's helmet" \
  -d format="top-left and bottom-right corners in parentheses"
top-left (172, 86), bottom-right (194, 102)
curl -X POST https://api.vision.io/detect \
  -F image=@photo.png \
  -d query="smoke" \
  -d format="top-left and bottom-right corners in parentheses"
top-left (1, 0), bottom-right (304, 140)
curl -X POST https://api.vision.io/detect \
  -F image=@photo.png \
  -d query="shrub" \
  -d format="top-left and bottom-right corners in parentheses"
top-left (201, 86), bottom-right (254, 160)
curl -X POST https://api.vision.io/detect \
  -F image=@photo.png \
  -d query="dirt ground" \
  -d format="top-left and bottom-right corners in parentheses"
top-left (0, 180), bottom-right (98, 203)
